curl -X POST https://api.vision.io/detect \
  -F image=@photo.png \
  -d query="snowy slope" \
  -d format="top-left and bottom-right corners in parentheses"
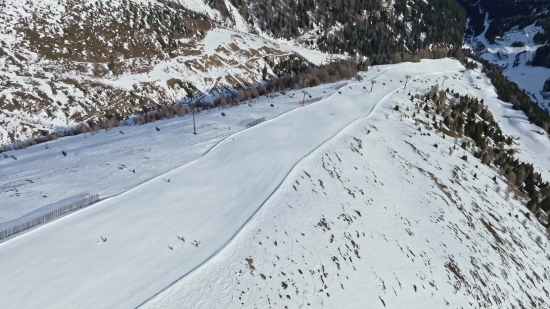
top-left (461, 64), bottom-right (550, 182)
top-left (466, 16), bottom-right (550, 107)
top-left (0, 0), bottom-right (333, 145)
top-left (0, 84), bottom-right (335, 222)
top-left (2, 59), bottom-right (550, 308)
top-left (146, 61), bottom-right (550, 308)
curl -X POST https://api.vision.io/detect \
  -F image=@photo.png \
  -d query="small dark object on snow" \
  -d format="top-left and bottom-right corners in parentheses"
top-left (101, 237), bottom-right (107, 243)
top-left (363, 86), bottom-right (366, 89)
top-left (221, 112), bottom-right (226, 116)
top-left (168, 246), bottom-right (173, 250)
top-left (383, 83), bottom-right (386, 85)
top-left (155, 127), bottom-right (160, 131)
top-left (270, 104), bottom-right (274, 107)
top-left (164, 178), bottom-right (170, 183)
top-left (62, 150), bottom-right (67, 157)
top-left (119, 130), bottom-right (124, 135)
top-left (11, 155), bottom-right (17, 160)
top-left (338, 91), bottom-right (342, 94)
top-left (132, 169), bottom-right (136, 173)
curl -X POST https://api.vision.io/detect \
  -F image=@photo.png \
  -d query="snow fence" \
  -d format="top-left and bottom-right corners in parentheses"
top-left (0, 194), bottom-right (99, 240)
top-left (299, 96), bottom-right (323, 105)
top-left (245, 117), bottom-right (266, 128)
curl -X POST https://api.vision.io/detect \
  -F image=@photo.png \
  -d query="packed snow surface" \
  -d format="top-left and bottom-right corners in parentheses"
top-left (1, 59), bottom-right (550, 309)
top-left (0, 84), bottom-right (334, 222)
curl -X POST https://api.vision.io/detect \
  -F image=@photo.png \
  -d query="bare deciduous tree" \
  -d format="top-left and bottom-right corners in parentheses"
top-left (507, 172), bottom-right (517, 190)
top-left (516, 166), bottom-right (526, 186)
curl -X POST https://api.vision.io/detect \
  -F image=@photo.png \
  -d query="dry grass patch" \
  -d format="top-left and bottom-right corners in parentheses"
top-left (480, 218), bottom-right (503, 244)
top-left (245, 257), bottom-right (255, 274)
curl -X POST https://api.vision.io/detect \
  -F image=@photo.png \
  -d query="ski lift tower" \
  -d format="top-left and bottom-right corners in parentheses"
top-left (404, 75), bottom-right (411, 89)
top-left (189, 92), bottom-right (208, 135)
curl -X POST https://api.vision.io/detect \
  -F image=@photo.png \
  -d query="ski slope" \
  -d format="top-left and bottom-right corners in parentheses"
top-left (461, 63), bottom-right (550, 181)
top-left (0, 84), bottom-right (334, 223)
top-left (2, 59), bottom-right (550, 308)
top-left (0, 59), bottom-right (458, 308)
top-left (145, 61), bottom-right (550, 308)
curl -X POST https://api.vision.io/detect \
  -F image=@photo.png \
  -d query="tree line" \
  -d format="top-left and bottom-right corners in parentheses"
top-left (457, 0), bottom-right (550, 69)
top-left (0, 59), bottom-right (365, 153)
top-left (418, 86), bottom-right (549, 225)
top-left (224, 0), bottom-right (466, 62)
top-left (462, 51), bottom-right (550, 133)
top-left (212, 59), bottom-right (361, 107)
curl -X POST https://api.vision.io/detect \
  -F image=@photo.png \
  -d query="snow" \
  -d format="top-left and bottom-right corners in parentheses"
top-left (460, 65), bottom-right (550, 181)
top-left (0, 0), bottom-right (343, 144)
top-left (466, 15), bottom-right (550, 106)
top-left (0, 85), bottom-right (334, 222)
top-left (2, 59), bottom-right (550, 308)
top-left (224, 0), bottom-right (249, 33)
top-left (146, 61), bottom-right (550, 308)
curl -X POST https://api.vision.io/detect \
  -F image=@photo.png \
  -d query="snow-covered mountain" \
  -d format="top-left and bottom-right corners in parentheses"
top-left (148, 62), bottom-right (550, 309)
top-left (465, 17), bottom-right (550, 108)
top-left (460, 0), bottom-right (550, 107)
top-left (0, 0), bottom-right (468, 146)
top-left (0, 0), bottom-right (332, 145)
top-left (2, 59), bottom-right (550, 308)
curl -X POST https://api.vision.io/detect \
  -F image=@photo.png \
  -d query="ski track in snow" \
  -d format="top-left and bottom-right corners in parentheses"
top-left (136, 64), bottom-right (430, 308)
top-left (0, 84), bottom-right (334, 223)
top-left (2, 59), bottom-right (550, 308)
top-left (145, 61), bottom-right (550, 308)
